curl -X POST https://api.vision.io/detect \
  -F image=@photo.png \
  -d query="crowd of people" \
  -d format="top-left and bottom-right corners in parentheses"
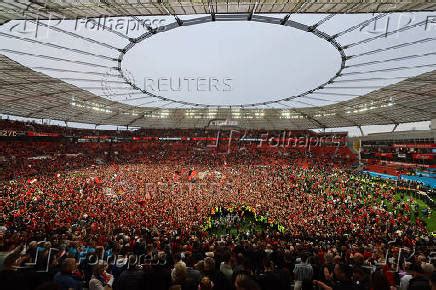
top-left (0, 133), bottom-right (435, 290)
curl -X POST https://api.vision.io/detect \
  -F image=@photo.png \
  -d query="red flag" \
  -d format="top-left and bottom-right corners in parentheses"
top-left (188, 170), bottom-right (198, 181)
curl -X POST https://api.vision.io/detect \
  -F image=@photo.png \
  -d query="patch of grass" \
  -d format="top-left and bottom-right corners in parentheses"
top-left (393, 192), bottom-right (435, 232)
top-left (426, 214), bottom-right (436, 233)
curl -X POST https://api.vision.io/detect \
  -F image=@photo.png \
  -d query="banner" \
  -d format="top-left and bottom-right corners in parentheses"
top-left (412, 153), bottom-right (434, 160)
top-left (352, 139), bottom-right (361, 152)
top-left (376, 153), bottom-right (394, 158)
top-left (393, 144), bottom-right (436, 149)
top-left (209, 119), bottom-right (239, 126)
top-left (26, 131), bottom-right (61, 137)
top-left (82, 135), bottom-right (111, 139)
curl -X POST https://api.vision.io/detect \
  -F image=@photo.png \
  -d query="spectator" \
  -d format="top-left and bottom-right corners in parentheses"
top-left (421, 262), bottom-right (434, 279)
top-left (407, 262), bottom-right (431, 290)
top-left (322, 264), bottom-right (335, 287)
top-left (112, 255), bottom-right (144, 290)
top-left (198, 277), bottom-right (213, 290)
top-left (352, 266), bottom-right (369, 290)
top-left (257, 259), bottom-right (282, 290)
top-left (293, 254), bottom-right (313, 290)
top-left (53, 258), bottom-right (83, 290)
top-left (399, 263), bottom-right (413, 290)
top-left (235, 273), bottom-right (261, 290)
top-left (89, 261), bottom-right (113, 290)
top-left (171, 262), bottom-right (188, 289)
top-left (430, 271), bottom-right (436, 290)
top-left (0, 245), bottom-right (30, 290)
top-left (313, 263), bottom-right (354, 290)
top-left (371, 268), bottom-right (390, 290)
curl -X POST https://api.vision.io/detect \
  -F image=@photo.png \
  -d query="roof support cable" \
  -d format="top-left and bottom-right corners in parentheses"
top-left (0, 80), bottom-right (63, 88)
top-left (136, 100), bottom-right (158, 107)
top-left (59, 78), bottom-right (126, 84)
top-left (114, 96), bottom-right (155, 103)
top-left (160, 2), bottom-right (183, 26)
top-left (349, 38), bottom-right (436, 59)
top-left (309, 14), bottom-right (335, 31)
top-left (24, 18), bottom-right (121, 51)
top-left (311, 92), bottom-right (359, 97)
top-left (343, 19), bottom-right (428, 49)
top-left (330, 13), bottom-right (389, 39)
top-left (0, 32), bottom-right (118, 61)
top-left (341, 63), bottom-right (436, 76)
top-left (80, 86), bottom-right (135, 91)
top-left (280, 0), bottom-right (306, 25)
top-left (0, 49), bottom-right (116, 69)
top-left (302, 96), bottom-right (340, 104)
top-left (346, 51), bottom-right (436, 69)
top-left (208, 1), bottom-right (216, 21)
top-left (320, 85), bottom-right (384, 90)
top-left (0, 89), bottom-right (82, 103)
top-left (30, 67), bottom-right (122, 78)
top-left (248, 2), bottom-right (258, 21)
top-left (333, 76), bottom-right (419, 83)
top-left (97, 91), bottom-right (145, 98)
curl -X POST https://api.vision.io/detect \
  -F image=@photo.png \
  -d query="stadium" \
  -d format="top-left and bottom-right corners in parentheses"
top-left (0, 1), bottom-right (435, 290)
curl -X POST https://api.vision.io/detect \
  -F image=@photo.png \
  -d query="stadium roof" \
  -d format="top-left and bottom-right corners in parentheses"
top-left (0, 1), bottom-right (435, 129)
top-left (0, 0), bottom-right (435, 24)
top-left (1, 54), bottom-right (434, 129)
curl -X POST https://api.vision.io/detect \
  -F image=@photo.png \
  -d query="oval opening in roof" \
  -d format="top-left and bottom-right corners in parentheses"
top-left (120, 20), bottom-right (341, 108)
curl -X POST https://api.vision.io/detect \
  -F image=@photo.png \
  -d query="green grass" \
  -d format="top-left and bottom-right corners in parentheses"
top-left (393, 193), bottom-right (436, 232)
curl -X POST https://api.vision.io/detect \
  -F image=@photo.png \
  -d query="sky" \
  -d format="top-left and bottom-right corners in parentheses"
top-left (0, 12), bottom-right (435, 134)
